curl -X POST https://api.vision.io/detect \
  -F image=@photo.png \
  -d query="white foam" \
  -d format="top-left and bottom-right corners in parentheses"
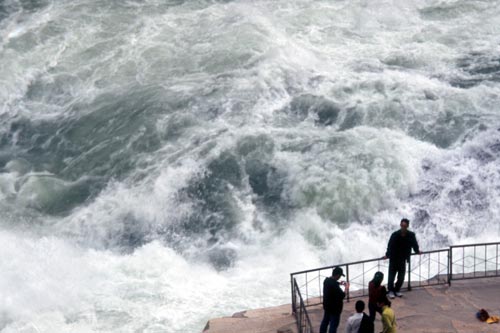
top-left (0, 228), bottom-right (325, 332)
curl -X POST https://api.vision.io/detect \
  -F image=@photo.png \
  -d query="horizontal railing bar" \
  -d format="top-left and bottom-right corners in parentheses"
top-left (291, 259), bottom-right (379, 276)
top-left (450, 241), bottom-right (500, 249)
top-left (291, 249), bottom-right (448, 276)
top-left (451, 275), bottom-right (500, 281)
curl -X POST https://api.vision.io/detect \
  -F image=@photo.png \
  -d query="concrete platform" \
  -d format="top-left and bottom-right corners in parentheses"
top-left (203, 277), bottom-right (500, 333)
top-left (202, 303), bottom-right (297, 333)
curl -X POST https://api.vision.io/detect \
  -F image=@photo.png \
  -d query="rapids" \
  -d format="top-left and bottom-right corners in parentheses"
top-left (1, 0), bottom-right (500, 332)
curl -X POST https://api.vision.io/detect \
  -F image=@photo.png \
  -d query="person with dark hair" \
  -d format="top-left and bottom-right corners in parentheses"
top-left (383, 218), bottom-right (422, 299)
top-left (376, 296), bottom-right (396, 333)
top-left (320, 266), bottom-right (349, 333)
top-left (345, 300), bottom-right (374, 333)
top-left (345, 300), bottom-right (364, 333)
top-left (368, 271), bottom-right (386, 322)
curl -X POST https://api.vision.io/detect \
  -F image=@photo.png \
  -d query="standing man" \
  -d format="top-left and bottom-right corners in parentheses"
top-left (320, 266), bottom-right (349, 333)
top-left (383, 218), bottom-right (422, 299)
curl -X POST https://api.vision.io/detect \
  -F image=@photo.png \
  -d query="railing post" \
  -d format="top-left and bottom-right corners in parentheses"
top-left (407, 256), bottom-right (412, 291)
top-left (474, 245), bottom-right (477, 277)
top-left (484, 245), bottom-right (488, 276)
top-left (291, 275), bottom-right (296, 314)
top-left (305, 272), bottom-right (308, 306)
top-left (448, 248), bottom-right (452, 286)
top-left (346, 265), bottom-right (350, 302)
top-left (496, 244), bottom-right (499, 276)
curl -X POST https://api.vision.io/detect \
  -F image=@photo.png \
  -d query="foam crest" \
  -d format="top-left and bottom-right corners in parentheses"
top-left (277, 127), bottom-right (438, 223)
top-left (406, 126), bottom-right (500, 246)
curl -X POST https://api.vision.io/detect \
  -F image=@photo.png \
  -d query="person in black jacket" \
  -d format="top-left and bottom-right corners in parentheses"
top-left (383, 218), bottom-right (422, 299)
top-left (358, 305), bottom-right (375, 333)
top-left (320, 266), bottom-right (349, 333)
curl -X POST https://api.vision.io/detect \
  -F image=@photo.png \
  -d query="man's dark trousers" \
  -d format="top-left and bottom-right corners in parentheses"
top-left (319, 311), bottom-right (340, 333)
top-left (388, 259), bottom-right (406, 292)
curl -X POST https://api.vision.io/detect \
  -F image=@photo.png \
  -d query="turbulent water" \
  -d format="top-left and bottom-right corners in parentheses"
top-left (1, 0), bottom-right (500, 332)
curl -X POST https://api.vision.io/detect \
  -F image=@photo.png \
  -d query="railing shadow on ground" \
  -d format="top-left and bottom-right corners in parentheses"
top-left (290, 241), bottom-right (500, 333)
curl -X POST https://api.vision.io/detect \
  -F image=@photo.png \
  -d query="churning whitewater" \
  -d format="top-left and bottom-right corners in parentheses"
top-left (1, 0), bottom-right (500, 332)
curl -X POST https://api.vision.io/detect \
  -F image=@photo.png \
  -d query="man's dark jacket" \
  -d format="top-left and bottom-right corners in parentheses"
top-left (385, 230), bottom-right (420, 263)
top-left (322, 277), bottom-right (345, 314)
top-left (358, 313), bottom-right (374, 333)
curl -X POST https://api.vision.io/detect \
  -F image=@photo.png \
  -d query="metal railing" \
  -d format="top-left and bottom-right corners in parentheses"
top-left (450, 242), bottom-right (500, 280)
top-left (292, 278), bottom-right (314, 333)
top-left (290, 241), bottom-right (500, 333)
top-left (407, 249), bottom-right (450, 289)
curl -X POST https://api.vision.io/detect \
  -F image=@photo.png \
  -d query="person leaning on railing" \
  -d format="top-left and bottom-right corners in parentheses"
top-left (383, 218), bottom-right (422, 299)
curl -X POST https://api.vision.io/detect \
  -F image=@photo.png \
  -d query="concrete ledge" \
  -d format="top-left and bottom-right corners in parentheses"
top-left (203, 278), bottom-right (500, 333)
top-left (203, 303), bottom-right (296, 333)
